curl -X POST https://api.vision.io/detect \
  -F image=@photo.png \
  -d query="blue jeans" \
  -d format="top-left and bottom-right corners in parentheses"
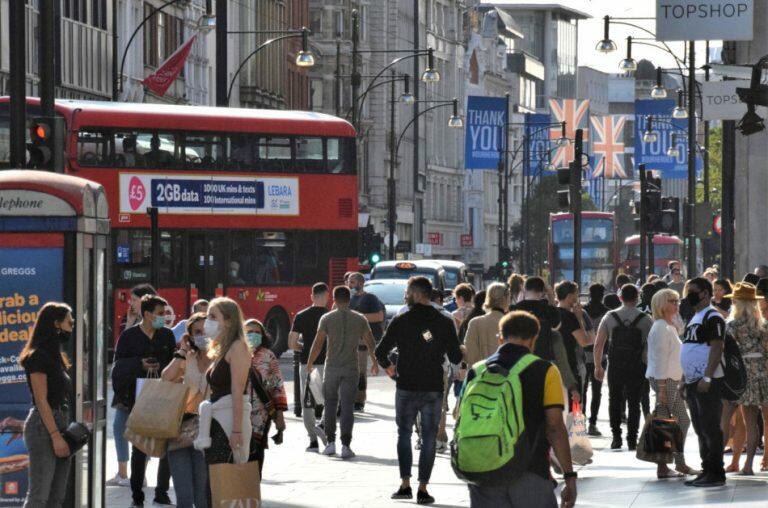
top-left (167, 447), bottom-right (208, 508)
top-left (395, 389), bottom-right (442, 483)
top-left (113, 407), bottom-right (130, 462)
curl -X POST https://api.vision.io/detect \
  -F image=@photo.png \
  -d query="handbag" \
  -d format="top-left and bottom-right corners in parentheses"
top-left (167, 414), bottom-right (200, 452)
top-left (209, 460), bottom-right (261, 507)
top-left (61, 422), bottom-right (90, 456)
top-left (636, 407), bottom-right (683, 464)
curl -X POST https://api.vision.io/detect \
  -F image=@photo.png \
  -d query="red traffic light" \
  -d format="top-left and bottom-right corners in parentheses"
top-left (30, 122), bottom-right (51, 141)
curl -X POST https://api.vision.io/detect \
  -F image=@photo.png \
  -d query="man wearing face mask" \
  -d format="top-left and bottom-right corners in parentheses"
top-left (680, 277), bottom-right (727, 488)
top-left (347, 272), bottom-right (385, 411)
top-left (112, 294), bottom-right (177, 507)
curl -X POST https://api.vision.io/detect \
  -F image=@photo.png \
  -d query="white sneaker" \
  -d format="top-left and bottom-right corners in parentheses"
top-left (322, 443), bottom-right (336, 456)
top-left (341, 445), bottom-right (356, 460)
top-left (314, 424), bottom-right (328, 446)
top-left (105, 473), bottom-right (130, 487)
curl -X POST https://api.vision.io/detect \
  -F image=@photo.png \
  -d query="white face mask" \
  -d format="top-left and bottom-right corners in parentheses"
top-left (193, 334), bottom-right (210, 350)
top-left (203, 318), bottom-right (220, 339)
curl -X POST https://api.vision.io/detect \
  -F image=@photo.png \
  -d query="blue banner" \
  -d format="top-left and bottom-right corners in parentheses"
top-left (634, 99), bottom-right (702, 180)
top-left (0, 243), bottom-right (64, 505)
top-left (464, 96), bottom-right (507, 170)
top-left (524, 113), bottom-right (552, 177)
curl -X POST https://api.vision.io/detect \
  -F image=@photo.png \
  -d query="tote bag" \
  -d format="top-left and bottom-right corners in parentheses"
top-left (209, 461), bottom-right (261, 507)
top-left (127, 378), bottom-right (189, 439)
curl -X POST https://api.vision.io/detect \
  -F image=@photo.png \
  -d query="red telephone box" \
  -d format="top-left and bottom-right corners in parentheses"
top-left (0, 170), bottom-right (109, 508)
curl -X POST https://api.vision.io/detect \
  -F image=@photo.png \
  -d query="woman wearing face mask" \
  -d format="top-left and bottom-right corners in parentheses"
top-left (245, 319), bottom-right (287, 475)
top-left (19, 302), bottom-right (74, 507)
top-left (197, 298), bottom-right (253, 466)
top-left (161, 313), bottom-right (211, 508)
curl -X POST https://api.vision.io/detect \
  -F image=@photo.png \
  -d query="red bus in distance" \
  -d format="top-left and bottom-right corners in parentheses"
top-left (0, 98), bottom-right (359, 356)
top-left (622, 234), bottom-right (683, 280)
top-left (549, 211), bottom-right (619, 290)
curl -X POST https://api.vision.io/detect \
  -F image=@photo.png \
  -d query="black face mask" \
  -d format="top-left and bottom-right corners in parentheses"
top-left (685, 291), bottom-right (701, 307)
top-left (57, 329), bottom-right (72, 343)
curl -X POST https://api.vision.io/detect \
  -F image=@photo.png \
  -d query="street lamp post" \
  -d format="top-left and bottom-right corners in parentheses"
top-left (388, 99), bottom-right (463, 259)
top-left (597, 17), bottom-right (699, 277)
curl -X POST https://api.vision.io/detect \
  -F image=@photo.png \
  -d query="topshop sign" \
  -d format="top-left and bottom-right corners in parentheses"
top-left (656, 0), bottom-right (753, 41)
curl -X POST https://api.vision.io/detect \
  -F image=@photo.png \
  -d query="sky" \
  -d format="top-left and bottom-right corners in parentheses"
top-left (576, 0), bottom-right (701, 74)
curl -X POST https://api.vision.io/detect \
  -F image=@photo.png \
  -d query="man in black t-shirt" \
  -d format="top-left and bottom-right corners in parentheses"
top-left (555, 281), bottom-right (594, 409)
top-left (348, 272), bottom-right (385, 411)
top-left (288, 282), bottom-right (330, 451)
top-left (112, 295), bottom-right (177, 507)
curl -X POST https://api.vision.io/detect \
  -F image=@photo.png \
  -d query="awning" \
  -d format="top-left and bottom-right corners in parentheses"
top-left (495, 7), bottom-right (524, 39)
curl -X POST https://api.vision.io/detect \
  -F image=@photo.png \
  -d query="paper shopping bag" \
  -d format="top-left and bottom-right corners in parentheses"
top-left (124, 427), bottom-right (167, 458)
top-left (209, 460), bottom-right (261, 507)
top-left (126, 378), bottom-right (189, 438)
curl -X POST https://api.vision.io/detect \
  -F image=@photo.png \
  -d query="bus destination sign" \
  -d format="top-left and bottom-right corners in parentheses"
top-left (119, 173), bottom-right (299, 216)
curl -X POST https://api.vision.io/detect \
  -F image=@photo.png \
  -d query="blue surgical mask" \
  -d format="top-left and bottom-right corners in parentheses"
top-left (152, 315), bottom-right (165, 330)
top-left (246, 332), bottom-right (263, 349)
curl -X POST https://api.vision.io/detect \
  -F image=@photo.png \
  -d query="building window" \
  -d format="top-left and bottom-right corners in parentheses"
top-left (91, 0), bottom-right (107, 29)
top-left (144, 4), bottom-right (184, 69)
top-left (64, 0), bottom-right (88, 23)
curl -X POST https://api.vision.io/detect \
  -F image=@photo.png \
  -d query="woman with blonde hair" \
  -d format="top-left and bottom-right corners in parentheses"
top-left (646, 289), bottom-right (697, 478)
top-left (195, 297), bottom-right (254, 466)
top-left (464, 282), bottom-right (510, 366)
top-left (721, 283), bottom-right (768, 475)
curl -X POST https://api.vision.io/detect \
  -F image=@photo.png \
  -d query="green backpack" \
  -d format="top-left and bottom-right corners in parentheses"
top-left (451, 353), bottom-right (539, 485)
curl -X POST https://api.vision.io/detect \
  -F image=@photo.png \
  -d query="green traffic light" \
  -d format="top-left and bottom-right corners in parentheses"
top-left (370, 253), bottom-right (382, 264)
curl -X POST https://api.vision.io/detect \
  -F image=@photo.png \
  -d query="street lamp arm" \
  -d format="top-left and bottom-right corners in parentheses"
top-left (346, 77), bottom-right (405, 120)
top-left (394, 102), bottom-right (453, 158)
top-left (355, 51), bottom-right (430, 118)
top-left (226, 32), bottom-right (303, 105)
top-left (118, 0), bottom-right (181, 95)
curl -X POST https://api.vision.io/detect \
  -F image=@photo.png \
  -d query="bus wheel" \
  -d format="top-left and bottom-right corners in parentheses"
top-left (266, 308), bottom-right (290, 358)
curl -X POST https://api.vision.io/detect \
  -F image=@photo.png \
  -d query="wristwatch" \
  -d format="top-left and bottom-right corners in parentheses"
top-left (563, 471), bottom-right (578, 479)
top-left (702, 376), bottom-right (712, 383)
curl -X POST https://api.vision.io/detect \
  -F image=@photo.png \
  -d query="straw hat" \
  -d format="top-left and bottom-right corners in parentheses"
top-left (725, 282), bottom-right (764, 301)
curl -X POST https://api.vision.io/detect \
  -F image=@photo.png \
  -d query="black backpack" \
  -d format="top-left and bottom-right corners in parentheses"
top-left (607, 312), bottom-right (646, 374)
top-left (703, 309), bottom-right (747, 402)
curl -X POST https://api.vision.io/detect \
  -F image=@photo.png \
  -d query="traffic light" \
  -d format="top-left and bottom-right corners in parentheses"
top-left (642, 174), bottom-right (662, 232)
top-left (27, 116), bottom-right (65, 171)
top-left (659, 197), bottom-right (680, 235)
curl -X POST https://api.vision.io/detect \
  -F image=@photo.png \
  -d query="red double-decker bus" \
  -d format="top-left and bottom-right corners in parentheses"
top-left (548, 212), bottom-right (619, 289)
top-left (1, 98), bottom-right (358, 355)
top-left (622, 234), bottom-right (683, 279)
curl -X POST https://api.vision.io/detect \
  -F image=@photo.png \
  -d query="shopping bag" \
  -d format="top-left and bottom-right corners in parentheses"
top-left (126, 378), bottom-right (189, 439)
top-left (566, 402), bottom-right (593, 466)
top-left (636, 407), bottom-right (682, 464)
top-left (209, 460), bottom-right (261, 507)
top-left (124, 427), bottom-right (167, 458)
top-left (309, 369), bottom-right (324, 405)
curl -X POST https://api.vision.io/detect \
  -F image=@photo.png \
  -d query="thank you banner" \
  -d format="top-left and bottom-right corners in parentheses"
top-left (464, 96), bottom-right (507, 170)
top-left (634, 99), bottom-right (701, 180)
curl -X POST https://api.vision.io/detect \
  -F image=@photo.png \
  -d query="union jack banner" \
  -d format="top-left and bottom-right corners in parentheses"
top-left (590, 115), bottom-right (629, 179)
top-left (548, 98), bottom-right (590, 168)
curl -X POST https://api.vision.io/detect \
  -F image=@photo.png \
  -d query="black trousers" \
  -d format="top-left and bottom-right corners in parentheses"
top-left (608, 368), bottom-right (644, 442)
top-left (685, 379), bottom-right (725, 477)
top-left (130, 445), bottom-right (170, 503)
top-left (582, 362), bottom-right (604, 426)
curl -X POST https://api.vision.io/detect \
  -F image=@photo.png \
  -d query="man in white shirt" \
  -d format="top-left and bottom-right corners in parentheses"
top-left (680, 277), bottom-right (726, 488)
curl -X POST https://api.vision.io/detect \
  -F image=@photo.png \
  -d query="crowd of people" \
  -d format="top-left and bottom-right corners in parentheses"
top-left (17, 261), bottom-right (768, 507)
